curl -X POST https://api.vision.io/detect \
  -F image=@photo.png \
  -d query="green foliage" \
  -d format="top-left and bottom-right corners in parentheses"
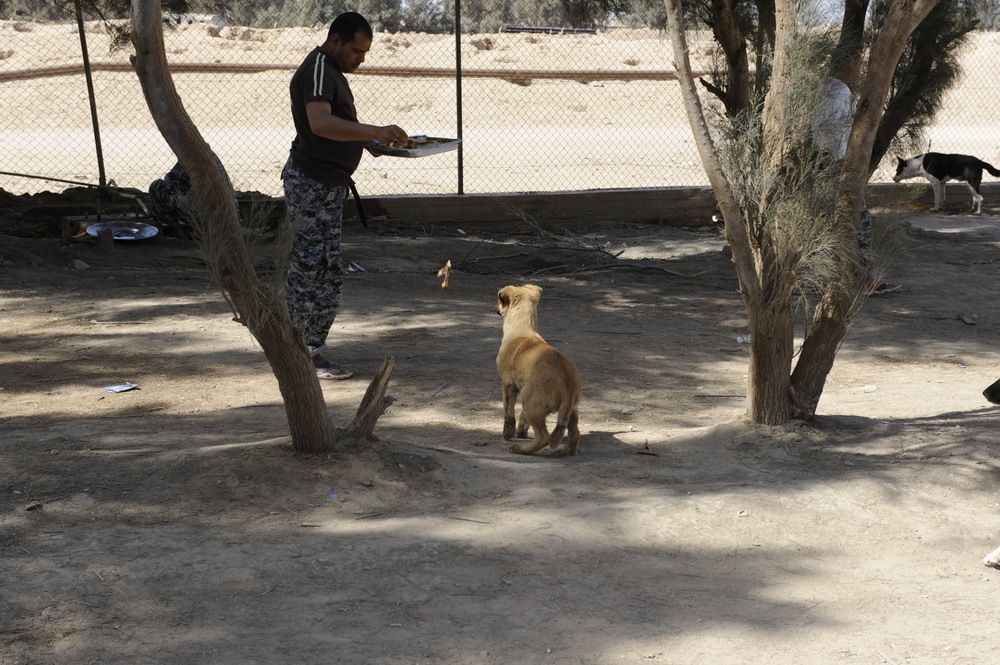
top-left (1, 0), bottom-right (189, 21)
top-left (459, 0), bottom-right (515, 32)
top-left (691, 0), bottom-right (977, 176)
top-left (559, 0), bottom-right (631, 27)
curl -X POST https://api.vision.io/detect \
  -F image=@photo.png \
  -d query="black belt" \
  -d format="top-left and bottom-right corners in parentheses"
top-left (349, 182), bottom-right (368, 229)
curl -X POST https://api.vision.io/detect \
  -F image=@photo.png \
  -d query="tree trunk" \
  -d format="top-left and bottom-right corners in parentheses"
top-left (253, 320), bottom-right (337, 454)
top-left (667, 0), bottom-right (801, 424)
top-left (789, 0), bottom-right (943, 417)
top-left (788, 295), bottom-right (850, 418)
top-left (760, 0), bottom-right (799, 170)
top-left (745, 296), bottom-right (794, 424)
top-left (664, 0), bottom-right (758, 297)
top-left (130, 0), bottom-right (338, 452)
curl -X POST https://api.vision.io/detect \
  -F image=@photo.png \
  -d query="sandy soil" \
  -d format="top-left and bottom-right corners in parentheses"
top-left (3, 196), bottom-right (1000, 663)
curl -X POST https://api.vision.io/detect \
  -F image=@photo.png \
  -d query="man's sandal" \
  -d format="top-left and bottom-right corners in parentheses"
top-left (315, 360), bottom-right (353, 380)
top-left (870, 282), bottom-right (902, 296)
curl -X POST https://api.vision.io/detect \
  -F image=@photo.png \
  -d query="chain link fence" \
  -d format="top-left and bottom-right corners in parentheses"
top-left (1, 13), bottom-right (998, 198)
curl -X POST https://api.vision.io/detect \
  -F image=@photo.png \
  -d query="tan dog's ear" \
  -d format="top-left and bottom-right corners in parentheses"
top-left (523, 284), bottom-right (543, 302)
top-left (496, 286), bottom-right (512, 316)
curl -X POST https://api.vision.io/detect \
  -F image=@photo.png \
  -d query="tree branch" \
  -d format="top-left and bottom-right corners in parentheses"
top-left (664, 0), bottom-right (758, 299)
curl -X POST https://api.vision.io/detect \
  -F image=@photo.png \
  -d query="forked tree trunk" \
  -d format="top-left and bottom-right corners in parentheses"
top-left (789, 0), bottom-right (942, 416)
top-left (130, 0), bottom-right (338, 452)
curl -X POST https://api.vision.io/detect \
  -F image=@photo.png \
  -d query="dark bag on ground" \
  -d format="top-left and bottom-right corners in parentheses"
top-left (983, 378), bottom-right (1000, 404)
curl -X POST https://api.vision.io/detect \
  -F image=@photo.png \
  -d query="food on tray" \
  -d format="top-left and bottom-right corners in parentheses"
top-left (368, 136), bottom-right (460, 157)
top-left (399, 136), bottom-right (442, 149)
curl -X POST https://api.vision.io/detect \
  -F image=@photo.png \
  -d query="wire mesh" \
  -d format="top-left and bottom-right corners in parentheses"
top-left (0, 15), bottom-right (708, 197)
top-left (0, 15), bottom-right (997, 197)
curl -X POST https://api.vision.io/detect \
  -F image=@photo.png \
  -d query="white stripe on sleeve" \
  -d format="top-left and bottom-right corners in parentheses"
top-left (311, 53), bottom-right (325, 97)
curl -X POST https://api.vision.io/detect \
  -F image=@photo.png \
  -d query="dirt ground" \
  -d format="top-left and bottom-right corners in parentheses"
top-left (3, 199), bottom-right (1000, 664)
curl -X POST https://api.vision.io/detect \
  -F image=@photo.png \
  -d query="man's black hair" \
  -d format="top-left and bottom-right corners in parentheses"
top-left (328, 12), bottom-right (373, 44)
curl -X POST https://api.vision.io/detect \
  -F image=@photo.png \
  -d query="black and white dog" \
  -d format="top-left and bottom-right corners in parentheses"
top-left (893, 152), bottom-right (1000, 216)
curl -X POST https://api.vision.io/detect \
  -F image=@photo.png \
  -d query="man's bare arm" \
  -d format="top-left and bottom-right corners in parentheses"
top-left (306, 100), bottom-right (407, 146)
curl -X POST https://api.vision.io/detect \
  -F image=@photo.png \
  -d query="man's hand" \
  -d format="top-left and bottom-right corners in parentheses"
top-left (374, 125), bottom-right (409, 148)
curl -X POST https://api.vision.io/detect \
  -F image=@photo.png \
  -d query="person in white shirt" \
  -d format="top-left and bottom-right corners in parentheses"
top-left (811, 53), bottom-right (901, 295)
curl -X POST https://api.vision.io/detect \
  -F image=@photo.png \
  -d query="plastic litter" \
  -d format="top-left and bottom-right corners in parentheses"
top-left (105, 383), bottom-right (139, 393)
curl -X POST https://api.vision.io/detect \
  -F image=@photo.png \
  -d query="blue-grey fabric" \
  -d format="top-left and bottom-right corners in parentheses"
top-left (282, 158), bottom-right (347, 351)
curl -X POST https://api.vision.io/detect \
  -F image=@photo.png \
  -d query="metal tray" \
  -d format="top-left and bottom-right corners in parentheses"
top-left (368, 136), bottom-right (461, 158)
top-left (86, 221), bottom-right (159, 241)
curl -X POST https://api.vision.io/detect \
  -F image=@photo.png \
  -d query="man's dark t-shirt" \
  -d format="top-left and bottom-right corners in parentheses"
top-left (288, 46), bottom-right (364, 187)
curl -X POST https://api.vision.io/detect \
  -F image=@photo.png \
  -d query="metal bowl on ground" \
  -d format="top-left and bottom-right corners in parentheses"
top-left (86, 220), bottom-right (159, 241)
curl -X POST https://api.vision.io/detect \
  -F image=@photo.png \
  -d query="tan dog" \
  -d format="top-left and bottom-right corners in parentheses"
top-left (495, 284), bottom-right (583, 455)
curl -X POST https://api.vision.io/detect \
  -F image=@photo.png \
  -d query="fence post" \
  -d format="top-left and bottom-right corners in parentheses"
top-left (74, 0), bottom-right (108, 190)
top-left (455, 1), bottom-right (464, 195)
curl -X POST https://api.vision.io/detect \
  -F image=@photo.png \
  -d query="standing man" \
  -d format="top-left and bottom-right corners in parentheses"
top-left (283, 12), bottom-right (409, 380)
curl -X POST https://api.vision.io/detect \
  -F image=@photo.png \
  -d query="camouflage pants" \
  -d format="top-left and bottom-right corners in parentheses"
top-left (148, 151), bottom-right (237, 230)
top-left (281, 158), bottom-right (347, 353)
top-left (148, 165), bottom-right (193, 227)
top-left (858, 206), bottom-right (873, 252)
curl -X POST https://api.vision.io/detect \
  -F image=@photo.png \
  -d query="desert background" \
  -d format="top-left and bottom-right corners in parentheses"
top-left (2, 21), bottom-right (1000, 197)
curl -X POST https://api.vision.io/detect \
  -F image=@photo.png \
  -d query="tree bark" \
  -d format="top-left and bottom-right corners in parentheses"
top-left (759, 0), bottom-right (799, 170)
top-left (130, 0), bottom-right (338, 452)
top-left (746, 296), bottom-right (794, 424)
top-left (346, 356), bottom-right (397, 443)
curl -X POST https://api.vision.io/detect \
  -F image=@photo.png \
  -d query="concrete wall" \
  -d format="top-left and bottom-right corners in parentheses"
top-left (343, 187), bottom-right (720, 231)
top-left (343, 182), bottom-right (1000, 231)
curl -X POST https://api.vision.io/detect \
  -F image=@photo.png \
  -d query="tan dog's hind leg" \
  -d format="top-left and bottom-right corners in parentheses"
top-left (509, 417), bottom-right (553, 455)
top-left (509, 388), bottom-right (557, 454)
top-left (546, 423), bottom-right (565, 449)
top-left (559, 410), bottom-right (581, 456)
